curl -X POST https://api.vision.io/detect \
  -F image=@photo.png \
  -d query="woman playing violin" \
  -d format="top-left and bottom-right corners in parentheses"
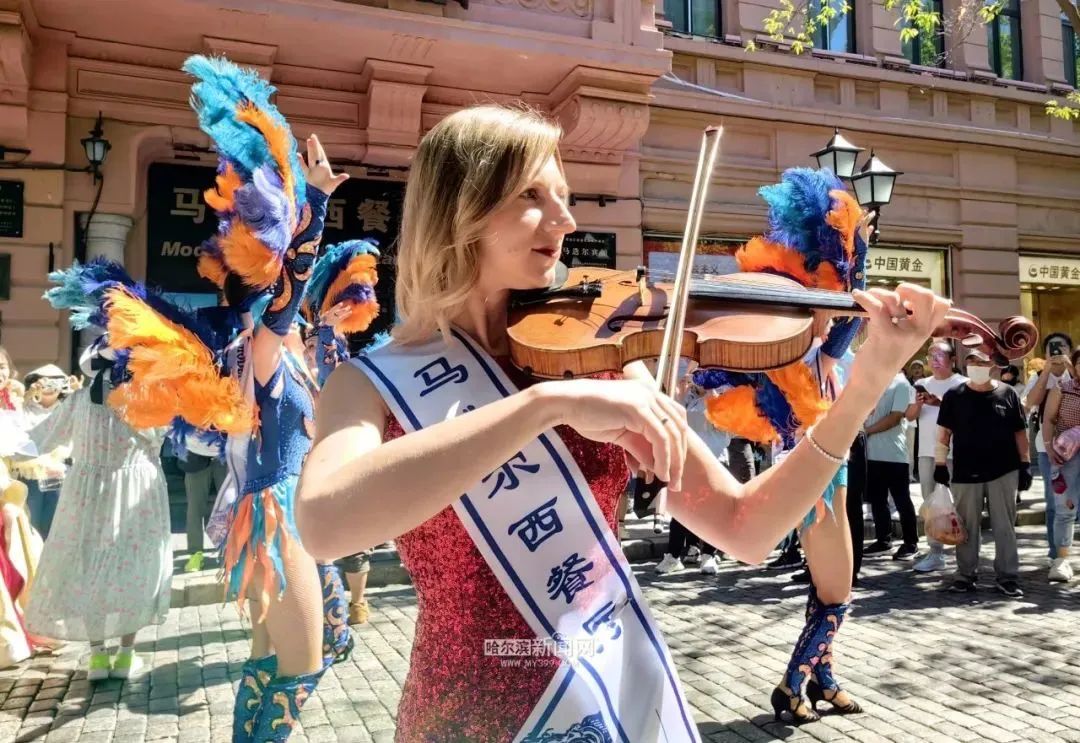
top-left (295, 104), bottom-right (949, 743)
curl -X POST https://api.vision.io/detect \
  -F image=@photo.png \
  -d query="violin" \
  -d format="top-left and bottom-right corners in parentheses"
top-left (507, 266), bottom-right (1039, 377)
top-left (508, 125), bottom-right (1038, 384)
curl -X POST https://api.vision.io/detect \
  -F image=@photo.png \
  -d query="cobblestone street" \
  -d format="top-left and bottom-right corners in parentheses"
top-left (3, 525), bottom-right (1079, 743)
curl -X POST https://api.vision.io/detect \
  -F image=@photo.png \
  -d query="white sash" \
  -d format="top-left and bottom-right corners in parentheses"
top-left (354, 330), bottom-right (700, 743)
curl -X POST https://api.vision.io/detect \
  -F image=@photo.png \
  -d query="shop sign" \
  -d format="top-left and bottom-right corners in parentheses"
top-left (0, 253), bottom-right (10, 301)
top-left (562, 232), bottom-right (616, 269)
top-left (643, 236), bottom-right (743, 280)
top-left (1020, 255), bottom-right (1080, 286)
top-left (146, 162), bottom-right (404, 324)
top-left (0, 181), bottom-right (23, 239)
top-left (865, 247), bottom-right (940, 282)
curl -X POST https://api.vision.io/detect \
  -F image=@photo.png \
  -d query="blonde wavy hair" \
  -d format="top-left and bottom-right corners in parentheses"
top-left (393, 104), bottom-right (563, 345)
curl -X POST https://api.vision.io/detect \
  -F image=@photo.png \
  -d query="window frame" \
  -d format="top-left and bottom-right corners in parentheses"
top-left (811, 0), bottom-right (857, 54)
top-left (901, 0), bottom-right (946, 67)
top-left (664, 0), bottom-right (723, 40)
top-left (1064, 14), bottom-right (1079, 87)
top-left (987, 0), bottom-right (1023, 80)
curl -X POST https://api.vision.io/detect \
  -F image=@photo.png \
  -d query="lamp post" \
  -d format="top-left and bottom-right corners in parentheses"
top-left (80, 112), bottom-right (111, 183)
top-left (810, 128), bottom-right (864, 179)
top-left (811, 131), bottom-right (901, 245)
top-left (848, 151), bottom-right (901, 245)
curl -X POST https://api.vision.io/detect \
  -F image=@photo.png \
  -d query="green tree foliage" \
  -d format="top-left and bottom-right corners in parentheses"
top-left (748, 0), bottom-right (1080, 119)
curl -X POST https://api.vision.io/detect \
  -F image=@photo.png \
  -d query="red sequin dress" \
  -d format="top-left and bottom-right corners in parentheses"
top-left (385, 364), bottom-right (628, 743)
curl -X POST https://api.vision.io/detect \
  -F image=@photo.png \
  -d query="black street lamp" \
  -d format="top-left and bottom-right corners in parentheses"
top-left (810, 128), bottom-right (864, 179)
top-left (848, 151), bottom-right (901, 245)
top-left (80, 113), bottom-right (111, 183)
top-left (811, 130), bottom-right (902, 245)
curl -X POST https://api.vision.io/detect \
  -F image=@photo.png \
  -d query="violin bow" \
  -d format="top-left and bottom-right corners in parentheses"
top-left (631, 126), bottom-right (722, 516)
top-left (655, 125), bottom-right (723, 396)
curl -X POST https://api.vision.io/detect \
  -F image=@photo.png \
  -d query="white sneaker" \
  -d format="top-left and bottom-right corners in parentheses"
top-left (699, 555), bottom-right (720, 575)
top-left (653, 515), bottom-right (669, 534)
top-left (1049, 558), bottom-right (1074, 583)
top-left (684, 546), bottom-right (701, 565)
top-left (655, 553), bottom-right (684, 574)
top-left (913, 552), bottom-right (946, 573)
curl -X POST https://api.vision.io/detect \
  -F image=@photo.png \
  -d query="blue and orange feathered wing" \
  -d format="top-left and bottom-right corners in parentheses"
top-left (183, 55), bottom-right (308, 296)
top-left (43, 259), bottom-right (253, 438)
top-left (696, 168), bottom-right (868, 449)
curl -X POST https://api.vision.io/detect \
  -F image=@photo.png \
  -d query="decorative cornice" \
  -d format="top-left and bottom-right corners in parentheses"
top-left (493, 0), bottom-right (592, 18)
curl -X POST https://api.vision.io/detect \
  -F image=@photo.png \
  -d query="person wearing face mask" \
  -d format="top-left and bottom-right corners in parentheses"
top-left (909, 342), bottom-right (967, 573)
top-left (1023, 333), bottom-right (1076, 561)
top-left (935, 349), bottom-right (1031, 597)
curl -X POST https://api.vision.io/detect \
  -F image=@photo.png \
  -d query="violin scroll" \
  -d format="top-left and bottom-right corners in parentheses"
top-left (934, 308), bottom-right (1038, 366)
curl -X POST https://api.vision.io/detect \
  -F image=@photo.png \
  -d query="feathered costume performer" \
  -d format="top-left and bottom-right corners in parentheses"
top-left (44, 55), bottom-right (369, 741)
top-left (298, 239), bottom-right (381, 680)
top-left (693, 168), bottom-right (869, 725)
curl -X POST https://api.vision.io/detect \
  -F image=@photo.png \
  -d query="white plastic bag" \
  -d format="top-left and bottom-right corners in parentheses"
top-left (921, 484), bottom-right (967, 546)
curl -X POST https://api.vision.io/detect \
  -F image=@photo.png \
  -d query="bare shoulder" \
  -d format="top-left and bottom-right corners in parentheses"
top-left (314, 361), bottom-right (389, 445)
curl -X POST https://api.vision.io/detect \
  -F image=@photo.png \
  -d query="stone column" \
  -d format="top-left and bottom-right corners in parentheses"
top-left (77, 212), bottom-right (133, 356)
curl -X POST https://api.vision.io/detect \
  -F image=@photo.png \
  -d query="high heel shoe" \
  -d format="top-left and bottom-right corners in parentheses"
top-left (806, 678), bottom-right (863, 715)
top-left (770, 686), bottom-right (819, 724)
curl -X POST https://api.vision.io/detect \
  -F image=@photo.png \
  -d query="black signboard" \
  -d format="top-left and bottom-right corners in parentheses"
top-left (0, 180), bottom-right (24, 238)
top-left (146, 163), bottom-right (220, 294)
top-left (0, 254), bottom-right (10, 301)
top-left (562, 231), bottom-right (616, 269)
top-left (146, 163), bottom-right (403, 345)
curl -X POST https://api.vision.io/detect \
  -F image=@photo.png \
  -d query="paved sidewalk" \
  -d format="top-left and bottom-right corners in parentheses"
top-left (2, 525), bottom-right (1079, 742)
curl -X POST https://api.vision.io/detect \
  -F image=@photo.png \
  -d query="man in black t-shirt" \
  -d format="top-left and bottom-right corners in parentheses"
top-left (935, 349), bottom-right (1032, 598)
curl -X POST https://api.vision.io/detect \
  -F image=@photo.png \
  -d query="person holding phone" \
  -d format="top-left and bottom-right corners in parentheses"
top-left (1023, 333), bottom-right (1075, 560)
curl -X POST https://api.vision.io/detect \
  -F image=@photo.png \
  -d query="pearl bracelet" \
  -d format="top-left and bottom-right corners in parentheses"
top-left (804, 426), bottom-right (847, 465)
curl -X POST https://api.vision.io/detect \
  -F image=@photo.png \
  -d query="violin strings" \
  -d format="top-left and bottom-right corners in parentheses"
top-left (565, 267), bottom-right (857, 307)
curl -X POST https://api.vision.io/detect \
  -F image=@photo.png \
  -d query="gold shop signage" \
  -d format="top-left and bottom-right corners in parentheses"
top-left (1020, 255), bottom-right (1080, 286)
top-left (865, 247), bottom-right (940, 281)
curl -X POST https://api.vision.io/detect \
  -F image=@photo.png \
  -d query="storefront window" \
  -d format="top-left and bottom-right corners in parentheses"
top-left (643, 234), bottom-right (744, 280)
top-left (1019, 254), bottom-right (1080, 365)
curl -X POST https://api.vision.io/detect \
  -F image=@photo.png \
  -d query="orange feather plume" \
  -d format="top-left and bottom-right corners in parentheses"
top-left (218, 219), bottom-right (285, 289)
top-left (826, 189), bottom-right (861, 264)
top-left (321, 253), bottom-right (380, 334)
top-left (204, 164), bottom-right (243, 213)
top-left (736, 237), bottom-right (819, 288)
top-left (236, 101), bottom-right (298, 222)
top-left (766, 362), bottom-right (830, 429)
top-left (103, 286), bottom-right (255, 434)
top-left (705, 386), bottom-right (780, 445)
top-left (197, 252), bottom-right (229, 289)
